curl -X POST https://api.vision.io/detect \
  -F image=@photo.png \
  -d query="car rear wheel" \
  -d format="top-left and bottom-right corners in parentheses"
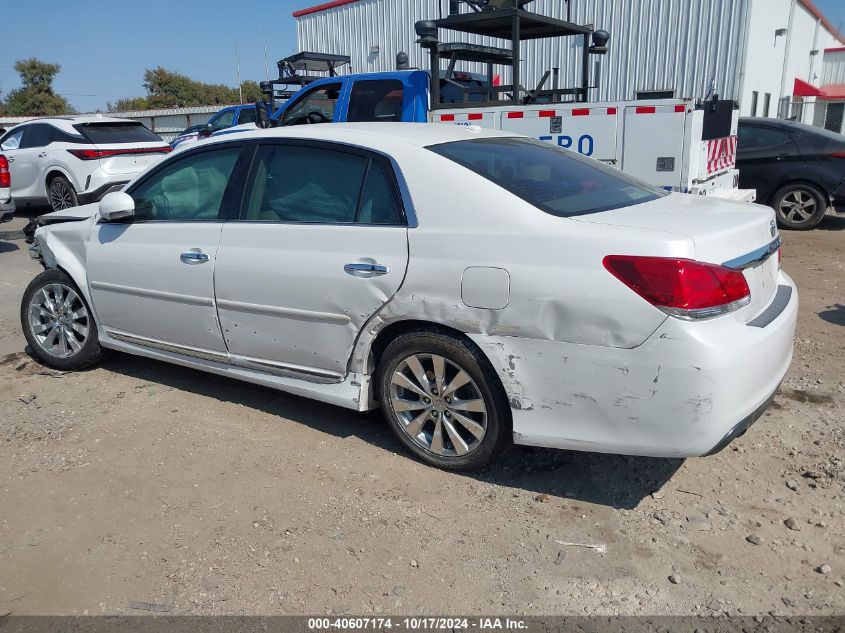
top-left (772, 183), bottom-right (827, 230)
top-left (21, 269), bottom-right (105, 370)
top-left (48, 175), bottom-right (78, 212)
top-left (377, 328), bottom-right (510, 471)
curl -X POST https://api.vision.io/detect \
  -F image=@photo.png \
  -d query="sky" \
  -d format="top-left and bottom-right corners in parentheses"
top-left (1, 0), bottom-right (844, 113)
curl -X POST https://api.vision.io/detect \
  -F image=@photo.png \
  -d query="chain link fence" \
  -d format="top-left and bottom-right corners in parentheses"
top-left (778, 97), bottom-right (845, 135)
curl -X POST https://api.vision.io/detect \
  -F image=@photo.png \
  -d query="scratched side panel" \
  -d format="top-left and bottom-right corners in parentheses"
top-left (467, 270), bottom-right (797, 458)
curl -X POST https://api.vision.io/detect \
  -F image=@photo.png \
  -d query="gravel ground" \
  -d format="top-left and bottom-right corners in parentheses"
top-left (0, 212), bottom-right (842, 616)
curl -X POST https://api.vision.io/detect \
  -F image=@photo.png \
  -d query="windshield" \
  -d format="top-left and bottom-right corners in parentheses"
top-left (429, 137), bottom-right (665, 217)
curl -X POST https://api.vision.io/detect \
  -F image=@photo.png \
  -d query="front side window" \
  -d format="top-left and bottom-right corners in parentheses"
top-left (348, 80), bottom-right (404, 122)
top-left (0, 128), bottom-right (24, 151)
top-left (430, 137), bottom-right (664, 217)
top-left (244, 144), bottom-right (402, 225)
top-left (129, 146), bottom-right (241, 221)
top-left (282, 84), bottom-right (341, 126)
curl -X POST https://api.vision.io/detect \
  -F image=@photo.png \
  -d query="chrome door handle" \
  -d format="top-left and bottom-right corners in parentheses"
top-left (180, 251), bottom-right (209, 264)
top-left (344, 262), bottom-right (389, 277)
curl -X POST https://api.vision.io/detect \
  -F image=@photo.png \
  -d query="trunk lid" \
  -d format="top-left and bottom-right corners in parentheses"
top-left (576, 193), bottom-right (781, 318)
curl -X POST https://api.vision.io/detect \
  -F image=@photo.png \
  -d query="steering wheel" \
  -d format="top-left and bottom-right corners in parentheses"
top-left (305, 111), bottom-right (330, 124)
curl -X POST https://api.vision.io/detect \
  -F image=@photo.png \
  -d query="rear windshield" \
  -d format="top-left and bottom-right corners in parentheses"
top-left (429, 137), bottom-right (665, 217)
top-left (73, 122), bottom-right (162, 144)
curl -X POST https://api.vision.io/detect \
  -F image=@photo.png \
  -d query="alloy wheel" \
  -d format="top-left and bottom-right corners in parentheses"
top-left (779, 190), bottom-right (817, 224)
top-left (49, 179), bottom-right (75, 211)
top-left (27, 283), bottom-right (89, 359)
top-left (388, 353), bottom-right (488, 457)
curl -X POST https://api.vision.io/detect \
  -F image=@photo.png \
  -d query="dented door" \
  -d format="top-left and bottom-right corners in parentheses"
top-left (213, 141), bottom-right (409, 380)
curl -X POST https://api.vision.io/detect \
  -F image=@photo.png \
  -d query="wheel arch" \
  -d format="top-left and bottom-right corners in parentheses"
top-left (352, 318), bottom-right (509, 408)
top-left (44, 166), bottom-right (79, 199)
top-left (769, 178), bottom-right (831, 206)
top-left (36, 230), bottom-right (94, 312)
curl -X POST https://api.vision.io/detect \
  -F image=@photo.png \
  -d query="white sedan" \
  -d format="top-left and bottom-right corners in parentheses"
top-left (21, 123), bottom-right (797, 470)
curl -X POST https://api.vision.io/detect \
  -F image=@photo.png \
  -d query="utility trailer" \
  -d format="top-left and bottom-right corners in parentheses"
top-left (242, 0), bottom-right (751, 200)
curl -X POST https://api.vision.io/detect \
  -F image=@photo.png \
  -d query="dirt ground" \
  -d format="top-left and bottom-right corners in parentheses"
top-left (0, 210), bottom-right (843, 617)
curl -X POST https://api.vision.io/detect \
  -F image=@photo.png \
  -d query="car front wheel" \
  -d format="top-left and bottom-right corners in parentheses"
top-left (21, 269), bottom-right (105, 370)
top-left (377, 328), bottom-right (510, 471)
top-left (772, 183), bottom-right (828, 230)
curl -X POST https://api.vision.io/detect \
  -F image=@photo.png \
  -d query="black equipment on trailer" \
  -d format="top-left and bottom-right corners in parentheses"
top-left (416, 0), bottom-right (610, 108)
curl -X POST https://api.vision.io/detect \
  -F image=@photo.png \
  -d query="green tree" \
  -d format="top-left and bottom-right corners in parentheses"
top-left (108, 67), bottom-right (262, 111)
top-left (2, 58), bottom-right (75, 115)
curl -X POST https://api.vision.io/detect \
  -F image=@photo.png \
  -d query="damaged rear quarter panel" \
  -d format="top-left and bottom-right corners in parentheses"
top-left (349, 148), bottom-right (689, 378)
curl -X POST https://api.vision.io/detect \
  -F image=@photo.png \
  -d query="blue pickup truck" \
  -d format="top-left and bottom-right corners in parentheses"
top-left (211, 71), bottom-right (430, 138)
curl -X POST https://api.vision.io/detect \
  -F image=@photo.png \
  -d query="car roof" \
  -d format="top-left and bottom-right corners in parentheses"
top-left (7, 115), bottom-right (145, 135)
top-left (196, 122), bottom-right (517, 153)
top-left (739, 116), bottom-right (845, 141)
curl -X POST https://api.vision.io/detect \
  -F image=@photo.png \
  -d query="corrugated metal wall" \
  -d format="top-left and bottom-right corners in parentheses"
top-left (296, 0), bottom-right (751, 102)
top-left (821, 49), bottom-right (845, 86)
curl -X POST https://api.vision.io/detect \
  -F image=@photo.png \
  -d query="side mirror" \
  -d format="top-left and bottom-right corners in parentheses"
top-left (198, 123), bottom-right (213, 139)
top-left (99, 191), bottom-right (135, 222)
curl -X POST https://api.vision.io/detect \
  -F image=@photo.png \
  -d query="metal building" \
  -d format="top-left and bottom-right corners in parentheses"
top-left (294, 0), bottom-right (844, 121)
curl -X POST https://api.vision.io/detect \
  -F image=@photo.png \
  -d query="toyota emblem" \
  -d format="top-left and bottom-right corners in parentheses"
top-left (770, 219), bottom-right (777, 237)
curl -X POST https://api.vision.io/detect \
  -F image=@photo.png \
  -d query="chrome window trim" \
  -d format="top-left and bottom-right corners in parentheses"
top-left (722, 236), bottom-right (782, 270)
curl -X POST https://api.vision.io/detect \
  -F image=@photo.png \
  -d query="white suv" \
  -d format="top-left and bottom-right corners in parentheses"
top-left (0, 116), bottom-right (171, 212)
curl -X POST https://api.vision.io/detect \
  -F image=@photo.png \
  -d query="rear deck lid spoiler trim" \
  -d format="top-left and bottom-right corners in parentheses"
top-left (722, 236), bottom-right (781, 270)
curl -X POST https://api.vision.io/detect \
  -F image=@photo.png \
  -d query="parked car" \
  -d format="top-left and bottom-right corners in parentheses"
top-left (1, 154), bottom-right (14, 222)
top-left (0, 116), bottom-right (171, 213)
top-left (22, 123), bottom-right (796, 471)
top-left (171, 105), bottom-right (257, 149)
top-left (737, 117), bottom-right (845, 230)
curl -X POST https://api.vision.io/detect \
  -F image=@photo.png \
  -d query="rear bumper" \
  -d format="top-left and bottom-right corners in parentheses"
top-left (470, 270), bottom-right (798, 458)
top-left (0, 198), bottom-right (15, 223)
top-left (832, 179), bottom-right (845, 213)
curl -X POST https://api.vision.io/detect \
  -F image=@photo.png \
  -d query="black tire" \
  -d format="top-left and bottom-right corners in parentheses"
top-left (48, 174), bottom-right (78, 212)
top-left (377, 328), bottom-right (510, 471)
top-left (771, 182), bottom-right (828, 230)
top-left (20, 268), bottom-right (105, 371)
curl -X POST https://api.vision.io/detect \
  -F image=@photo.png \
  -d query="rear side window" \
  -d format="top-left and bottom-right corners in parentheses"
top-left (237, 108), bottom-right (257, 125)
top-left (348, 80), bottom-right (404, 122)
top-left (430, 137), bottom-right (664, 217)
top-left (243, 144), bottom-right (402, 225)
top-left (74, 122), bottom-right (162, 144)
top-left (737, 125), bottom-right (791, 150)
top-left (20, 123), bottom-right (54, 149)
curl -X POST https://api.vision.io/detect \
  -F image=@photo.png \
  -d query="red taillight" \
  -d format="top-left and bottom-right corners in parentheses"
top-left (67, 147), bottom-right (172, 160)
top-left (0, 155), bottom-right (9, 188)
top-left (603, 255), bottom-right (751, 319)
top-left (777, 247), bottom-right (782, 266)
